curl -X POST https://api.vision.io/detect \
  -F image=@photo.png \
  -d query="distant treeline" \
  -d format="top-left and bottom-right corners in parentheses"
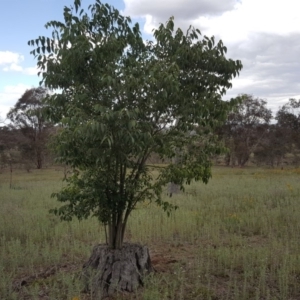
top-left (1, 89), bottom-right (299, 171)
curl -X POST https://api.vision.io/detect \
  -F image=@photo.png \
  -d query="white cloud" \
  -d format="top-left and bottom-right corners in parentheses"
top-left (191, 0), bottom-right (300, 43)
top-left (23, 66), bottom-right (39, 76)
top-left (0, 51), bottom-right (38, 75)
top-left (123, 0), bottom-right (300, 112)
top-left (0, 51), bottom-right (24, 65)
top-left (124, 0), bottom-right (235, 19)
top-left (2, 64), bottom-right (38, 75)
top-left (125, 0), bottom-right (300, 38)
top-left (3, 63), bottom-right (23, 72)
top-left (124, 0), bottom-right (237, 36)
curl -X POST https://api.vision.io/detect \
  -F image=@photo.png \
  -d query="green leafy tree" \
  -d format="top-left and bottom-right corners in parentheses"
top-left (29, 0), bottom-right (242, 250)
top-left (29, 0), bottom-right (242, 295)
top-left (29, 1), bottom-right (242, 295)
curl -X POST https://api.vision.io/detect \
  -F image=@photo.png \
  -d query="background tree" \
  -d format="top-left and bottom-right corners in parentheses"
top-left (0, 126), bottom-right (24, 187)
top-left (221, 94), bottom-right (272, 167)
top-left (0, 126), bottom-right (16, 171)
top-left (276, 98), bottom-right (300, 165)
top-left (29, 0), bottom-right (242, 296)
top-left (7, 87), bottom-right (52, 169)
top-left (253, 123), bottom-right (288, 167)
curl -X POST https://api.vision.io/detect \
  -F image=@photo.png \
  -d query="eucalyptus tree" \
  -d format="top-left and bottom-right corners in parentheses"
top-left (7, 87), bottom-right (52, 169)
top-left (29, 0), bottom-right (242, 296)
top-left (221, 94), bottom-right (272, 167)
top-left (276, 98), bottom-right (300, 164)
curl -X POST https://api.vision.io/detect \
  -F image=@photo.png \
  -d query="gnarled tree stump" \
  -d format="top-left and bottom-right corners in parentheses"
top-left (82, 243), bottom-right (153, 299)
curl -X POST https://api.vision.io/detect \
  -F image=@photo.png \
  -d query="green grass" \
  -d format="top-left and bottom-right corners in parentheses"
top-left (1, 166), bottom-right (300, 299)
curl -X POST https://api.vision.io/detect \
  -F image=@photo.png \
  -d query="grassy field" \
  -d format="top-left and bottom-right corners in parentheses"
top-left (1, 166), bottom-right (300, 299)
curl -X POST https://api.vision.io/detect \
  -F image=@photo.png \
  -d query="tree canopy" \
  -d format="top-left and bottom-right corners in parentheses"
top-left (220, 94), bottom-right (272, 167)
top-left (276, 99), bottom-right (300, 163)
top-left (29, 0), bottom-right (242, 249)
top-left (7, 87), bottom-right (52, 169)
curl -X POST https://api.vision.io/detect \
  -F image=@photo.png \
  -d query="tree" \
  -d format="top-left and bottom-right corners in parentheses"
top-left (276, 98), bottom-right (300, 165)
top-left (253, 124), bottom-right (288, 167)
top-left (0, 126), bottom-right (24, 187)
top-left (29, 0), bottom-right (242, 296)
top-left (7, 87), bottom-right (52, 169)
top-left (221, 94), bottom-right (272, 167)
top-left (0, 126), bottom-right (17, 170)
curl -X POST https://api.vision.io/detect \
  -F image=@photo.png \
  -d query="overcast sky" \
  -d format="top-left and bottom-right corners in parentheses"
top-left (1, 0), bottom-right (299, 122)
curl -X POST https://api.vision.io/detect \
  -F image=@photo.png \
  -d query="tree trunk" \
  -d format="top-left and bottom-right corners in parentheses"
top-left (225, 152), bottom-right (230, 166)
top-left (36, 148), bottom-right (43, 169)
top-left (82, 243), bottom-right (154, 299)
top-left (167, 119), bottom-right (181, 195)
top-left (108, 212), bottom-right (127, 249)
top-left (9, 160), bottom-right (13, 188)
top-left (168, 144), bottom-right (181, 195)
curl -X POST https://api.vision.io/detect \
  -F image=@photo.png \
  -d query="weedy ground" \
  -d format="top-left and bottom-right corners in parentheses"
top-left (1, 166), bottom-right (300, 299)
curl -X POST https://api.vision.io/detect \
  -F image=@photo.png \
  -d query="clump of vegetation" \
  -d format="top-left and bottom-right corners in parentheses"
top-left (27, 0), bottom-right (242, 296)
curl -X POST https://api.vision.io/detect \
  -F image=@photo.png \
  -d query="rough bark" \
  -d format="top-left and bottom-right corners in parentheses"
top-left (82, 243), bottom-right (153, 299)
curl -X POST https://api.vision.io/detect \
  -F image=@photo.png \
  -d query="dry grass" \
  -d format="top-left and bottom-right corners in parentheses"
top-left (1, 166), bottom-right (300, 299)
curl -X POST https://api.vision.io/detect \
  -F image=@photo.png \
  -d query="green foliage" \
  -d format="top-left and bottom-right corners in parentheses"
top-left (29, 0), bottom-right (242, 248)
